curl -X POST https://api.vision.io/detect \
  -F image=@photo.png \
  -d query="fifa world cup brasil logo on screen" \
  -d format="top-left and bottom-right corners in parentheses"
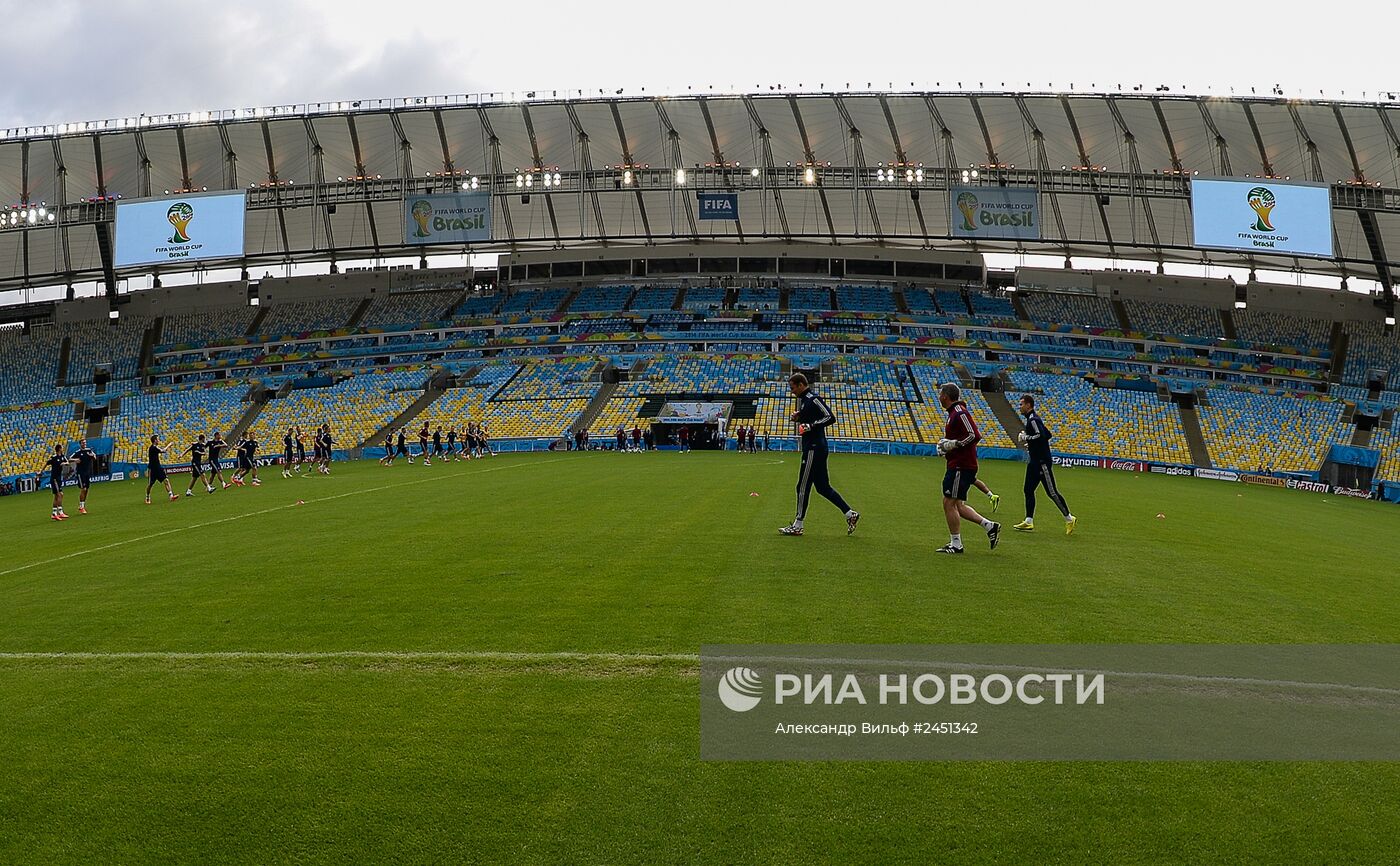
top-left (411, 199), bottom-right (434, 238)
top-left (1247, 186), bottom-right (1276, 232)
top-left (166, 202), bottom-right (194, 244)
top-left (956, 192), bottom-right (979, 232)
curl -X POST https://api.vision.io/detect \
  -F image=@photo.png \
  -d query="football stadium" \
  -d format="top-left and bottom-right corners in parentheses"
top-left (3, 70), bottom-right (1400, 862)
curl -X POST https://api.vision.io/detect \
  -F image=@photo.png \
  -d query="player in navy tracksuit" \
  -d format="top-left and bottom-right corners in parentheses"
top-left (282, 429), bottom-right (296, 478)
top-left (183, 434), bottom-right (211, 495)
top-left (145, 435), bottom-right (177, 504)
top-left (70, 439), bottom-right (98, 514)
top-left (779, 373), bottom-right (860, 537)
top-left (41, 444), bottom-right (70, 521)
top-left (934, 383), bottom-right (1000, 554)
top-left (1013, 394), bottom-right (1076, 534)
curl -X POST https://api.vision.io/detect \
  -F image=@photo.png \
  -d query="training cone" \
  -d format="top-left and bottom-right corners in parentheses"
top-left (1155, 513), bottom-right (1166, 519)
top-left (296, 499), bottom-right (305, 505)
top-left (749, 492), bottom-right (760, 497)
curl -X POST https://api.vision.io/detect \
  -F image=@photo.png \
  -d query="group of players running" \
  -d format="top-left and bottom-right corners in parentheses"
top-left (40, 383), bottom-right (1073, 551)
top-left (777, 374), bottom-right (1077, 553)
top-left (378, 420), bottom-right (493, 466)
top-left (39, 425), bottom-right (342, 520)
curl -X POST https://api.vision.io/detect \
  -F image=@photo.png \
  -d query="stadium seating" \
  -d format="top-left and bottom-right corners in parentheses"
top-left (0, 402), bottom-right (85, 478)
top-left (257, 297), bottom-right (359, 335)
top-left (617, 355), bottom-right (784, 397)
top-left (104, 384), bottom-right (249, 465)
top-left (788, 287), bottom-right (831, 312)
top-left (1341, 319), bottom-right (1400, 387)
top-left (358, 292), bottom-right (456, 330)
top-left (1196, 389), bottom-right (1350, 473)
top-left (497, 288), bottom-right (568, 316)
top-left (630, 286), bottom-right (679, 311)
top-left (681, 287), bottom-right (725, 311)
top-left (495, 357), bottom-right (600, 400)
top-left (1007, 372), bottom-right (1192, 463)
top-left (1370, 423), bottom-right (1400, 483)
top-left (1232, 309), bottom-right (1332, 352)
top-left (1124, 300), bottom-right (1224, 340)
top-left (589, 397), bottom-right (651, 434)
top-left (934, 289), bottom-right (968, 317)
top-left (836, 285), bottom-right (898, 314)
top-left (903, 288), bottom-right (942, 316)
top-left (569, 285), bottom-right (634, 313)
top-left (966, 292), bottom-right (1017, 320)
top-left (0, 325), bottom-right (63, 405)
top-left (1020, 293), bottom-right (1119, 329)
top-left (161, 306), bottom-right (258, 347)
top-left (735, 286), bottom-right (779, 311)
top-left (65, 319), bottom-right (150, 382)
top-left (251, 368), bottom-right (428, 449)
top-left (480, 398), bottom-right (592, 440)
top-left (453, 293), bottom-right (504, 318)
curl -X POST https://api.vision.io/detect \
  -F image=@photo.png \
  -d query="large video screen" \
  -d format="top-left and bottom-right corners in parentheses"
top-left (114, 192), bottom-right (247, 268)
top-left (1190, 178), bottom-right (1332, 258)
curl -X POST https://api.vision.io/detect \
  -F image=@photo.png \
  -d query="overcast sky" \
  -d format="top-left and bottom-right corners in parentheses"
top-left (0, 1), bottom-right (1389, 128)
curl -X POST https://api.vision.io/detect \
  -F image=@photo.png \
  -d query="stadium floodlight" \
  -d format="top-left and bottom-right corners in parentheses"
top-left (751, 168), bottom-right (760, 178)
top-left (48, 213), bottom-right (55, 222)
top-left (470, 176), bottom-right (480, 189)
top-left (541, 173), bottom-right (552, 188)
top-left (905, 169), bottom-right (914, 183)
top-left (915, 168), bottom-right (924, 182)
top-left (524, 173), bottom-right (533, 188)
top-left (553, 172), bottom-right (561, 186)
top-left (1235, 300), bottom-right (1247, 310)
top-left (623, 170), bottom-right (633, 186)
top-left (804, 167), bottom-right (816, 184)
top-left (675, 168), bottom-right (686, 186)
top-left (515, 174), bottom-right (525, 188)
top-left (37, 207), bottom-right (46, 218)
top-left (1387, 316), bottom-right (1396, 327)
top-left (876, 168), bottom-right (886, 182)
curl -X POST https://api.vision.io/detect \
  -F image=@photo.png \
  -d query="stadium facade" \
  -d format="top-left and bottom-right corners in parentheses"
top-left (0, 90), bottom-right (1397, 295)
top-left (1, 90), bottom-right (1398, 502)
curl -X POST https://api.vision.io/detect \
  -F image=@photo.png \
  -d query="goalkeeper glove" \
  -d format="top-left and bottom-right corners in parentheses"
top-left (1017, 431), bottom-right (1028, 444)
top-left (938, 438), bottom-right (956, 453)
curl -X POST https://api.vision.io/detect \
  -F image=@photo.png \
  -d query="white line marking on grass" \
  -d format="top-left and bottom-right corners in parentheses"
top-left (0, 650), bottom-right (1395, 697)
top-left (0, 457), bottom-right (569, 579)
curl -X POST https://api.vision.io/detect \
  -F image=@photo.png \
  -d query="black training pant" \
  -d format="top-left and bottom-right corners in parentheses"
top-left (796, 446), bottom-right (850, 520)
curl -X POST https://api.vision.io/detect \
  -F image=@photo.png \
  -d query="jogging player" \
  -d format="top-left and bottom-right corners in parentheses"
top-left (295, 426), bottom-right (309, 473)
top-left (184, 434), bottom-right (211, 495)
top-left (778, 372), bottom-right (860, 536)
top-left (934, 383), bottom-right (1000, 554)
top-left (70, 438), bottom-right (97, 514)
top-left (145, 435), bottom-right (177, 504)
top-left (208, 432), bottom-right (230, 489)
top-left (41, 444), bottom-right (69, 520)
top-left (1013, 394), bottom-right (1076, 534)
top-left (319, 427), bottom-right (334, 474)
top-left (232, 434), bottom-right (260, 486)
top-left (282, 428), bottom-right (296, 478)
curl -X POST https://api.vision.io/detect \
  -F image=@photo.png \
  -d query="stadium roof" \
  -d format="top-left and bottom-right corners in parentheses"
top-left (1, 91), bottom-right (1398, 293)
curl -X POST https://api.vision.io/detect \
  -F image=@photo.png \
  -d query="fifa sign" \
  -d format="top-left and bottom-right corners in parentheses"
top-left (403, 192), bottom-right (493, 245)
top-left (950, 186), bottom-right (1040, 240)
top-left (698, 193), bottom-right (739, 221)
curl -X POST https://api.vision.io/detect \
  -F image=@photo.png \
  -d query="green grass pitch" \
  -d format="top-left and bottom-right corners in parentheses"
top-left (2, 452), bottom-right (1399, 864)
